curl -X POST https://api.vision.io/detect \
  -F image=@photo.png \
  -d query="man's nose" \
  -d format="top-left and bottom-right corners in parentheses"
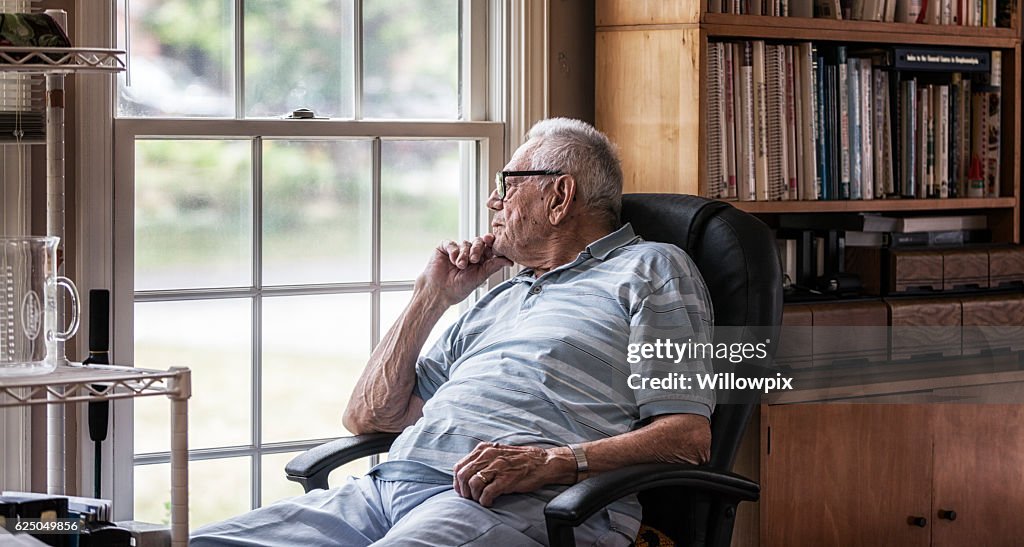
top-left (486, 188), bottom-right (503, 211)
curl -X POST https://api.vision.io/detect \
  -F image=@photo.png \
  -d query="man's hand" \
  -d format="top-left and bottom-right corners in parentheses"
top-left (452, 442), bottom-right (576, 507)
top-left (416, 234), bottom-right (513, 308)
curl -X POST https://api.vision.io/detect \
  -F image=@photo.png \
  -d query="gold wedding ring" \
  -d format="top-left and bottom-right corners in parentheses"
top-left (474, 471), bottom-right (491, 484)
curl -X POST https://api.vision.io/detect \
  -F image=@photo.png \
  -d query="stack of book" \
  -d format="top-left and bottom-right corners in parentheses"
top-left (704, 42), bottom-right (1002, 201)
top-left (780, 212), bottom-right (990, 247)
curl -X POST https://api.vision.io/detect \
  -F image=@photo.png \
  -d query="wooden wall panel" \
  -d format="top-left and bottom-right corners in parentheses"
top-left (596, 28), bottom-right (702, 195)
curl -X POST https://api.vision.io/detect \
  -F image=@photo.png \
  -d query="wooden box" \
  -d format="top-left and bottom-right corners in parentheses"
top-left (887, 298), bottom-right (962, 360)
top-left (989, 247), bottom-right (1024, 288)
top-left (810, 301), bottom-right (889, 368)
top-left (961, 293), bottom-right (1024, 354)
top-left (890, 250), bottom-right (944, 294)
top-left (942, 249), bottom-right (990, 290)
top-left (777, 304), bottom-right (813, 369)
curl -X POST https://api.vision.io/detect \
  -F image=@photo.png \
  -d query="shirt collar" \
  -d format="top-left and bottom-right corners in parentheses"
top-left (585, 223), bottom-right (640, 260)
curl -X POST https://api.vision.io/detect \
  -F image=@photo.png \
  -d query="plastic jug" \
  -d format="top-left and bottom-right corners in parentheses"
top-left (0, 236), bottom-right (79, 376)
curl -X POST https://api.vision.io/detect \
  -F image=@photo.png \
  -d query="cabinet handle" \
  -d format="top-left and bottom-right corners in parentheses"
top-left (938, 510), bottom-right (957, 521)
top-left (908, 516), bottom-right (928, 527)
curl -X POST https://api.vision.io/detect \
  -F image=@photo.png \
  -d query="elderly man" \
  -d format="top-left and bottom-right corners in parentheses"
top-left (191, 118), bottom-right (714, 546)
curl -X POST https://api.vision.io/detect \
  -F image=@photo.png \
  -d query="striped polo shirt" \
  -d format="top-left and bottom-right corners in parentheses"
top-left (371, 223), bottom-right (715, 518)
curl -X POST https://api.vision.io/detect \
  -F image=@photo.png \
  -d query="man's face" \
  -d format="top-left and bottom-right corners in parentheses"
top-left (488, 145), bottom-right (552, 263)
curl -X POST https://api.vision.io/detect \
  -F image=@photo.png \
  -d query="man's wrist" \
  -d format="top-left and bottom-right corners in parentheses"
top-left (410, 286), bottom-right (452, 315)
top-left (545, 446), bottom-right (580, 484)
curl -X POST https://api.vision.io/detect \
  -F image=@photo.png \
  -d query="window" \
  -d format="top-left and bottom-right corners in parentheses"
top-left (113, 0), bottom-right (503, 528)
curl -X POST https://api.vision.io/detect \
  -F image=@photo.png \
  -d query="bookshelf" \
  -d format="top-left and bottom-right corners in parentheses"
top-left (595, 0), bottom-right (1022, 242)
top-left (596, 4), bottom-right (1023, 544)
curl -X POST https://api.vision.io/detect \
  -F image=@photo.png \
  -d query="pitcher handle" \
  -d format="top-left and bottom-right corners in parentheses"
top-left (54, 276), bottom-right (80, 341)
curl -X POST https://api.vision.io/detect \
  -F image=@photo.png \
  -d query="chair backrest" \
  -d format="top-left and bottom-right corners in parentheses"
top-left (621, 194), bottom-right (783, 471)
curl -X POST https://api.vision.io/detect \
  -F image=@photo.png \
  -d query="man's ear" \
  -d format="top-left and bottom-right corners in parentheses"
top-left (547, 175), bottom-right (576, 225)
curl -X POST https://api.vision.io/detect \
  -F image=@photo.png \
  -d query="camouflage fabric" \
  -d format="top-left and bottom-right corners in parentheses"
top-left (633, 524), bottom-right (676, 547)
top-left (0, 13), bottom-right (71, 48)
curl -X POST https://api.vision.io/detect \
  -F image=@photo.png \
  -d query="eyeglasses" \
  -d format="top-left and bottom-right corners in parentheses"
top-left (494, 170), bottom-right (564, 200)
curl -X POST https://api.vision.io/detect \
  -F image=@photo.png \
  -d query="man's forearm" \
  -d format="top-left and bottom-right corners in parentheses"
top-left (343, 289), bottom-right (448, 433)
top-left (452, 413), bottom-right (711, 506)
top-left (545, 414), bottom-right (712, 483)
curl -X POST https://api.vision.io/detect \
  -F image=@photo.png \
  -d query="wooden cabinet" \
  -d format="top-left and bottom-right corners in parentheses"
top-left (761, 403), bottom-right (1024, 547)
top-left (595, 1), bottom-right (1023, 243)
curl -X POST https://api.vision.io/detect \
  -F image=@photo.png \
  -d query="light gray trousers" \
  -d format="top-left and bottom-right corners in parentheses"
top-left (189, 474), bottom-right (633, 546)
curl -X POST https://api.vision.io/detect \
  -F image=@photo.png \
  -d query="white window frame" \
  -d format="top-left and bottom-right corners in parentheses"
top-left (72, 0), bottom-right (553, 521)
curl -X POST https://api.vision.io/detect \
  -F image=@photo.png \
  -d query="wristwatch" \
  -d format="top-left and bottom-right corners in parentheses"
top-left (567, 443), bottom-right (589, 481)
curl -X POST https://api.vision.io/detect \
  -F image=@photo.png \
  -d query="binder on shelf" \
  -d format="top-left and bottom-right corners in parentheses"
top-left (891, 47), bottom-right (991, 73)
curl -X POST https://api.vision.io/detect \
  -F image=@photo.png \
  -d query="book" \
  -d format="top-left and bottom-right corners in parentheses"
top-left (839, 49), bottom-right (854, 200)
top-left (875, 69), bottom-right (895, 196)
top-left (737, 42), bottom-right (757, 201)
top-left (859, 57), bottom-right (874, 200)
top-left (844, 228), bottom-right (991, 246)
top-left (752, 40), bottom-right (770, 200)
top-left (723, 44), bottom-right (738, 199)
top-left (816, 52), bottom-right (830, 200)
top-left (779, 212), bottom-right (899, 231)
top-left (846, 55), bottom-right (860, 200)
top-left (980, 50), bottom-right (1001, 198)
top-left (900, 78), bottom-right (917, 197)
top-left (896, 0), bottom-right (923, 20)
top-left (935, 84), bottom-right (950, 198)
top-left (706, 42), bottom-right (728, 199)
top-left (785, 45), bottom-right (800, 199)
top-left (798, 43), bottom-right (820, 200)
top-left (895, 214), bottom-right (987, 231)
top-left (791, 0), bottom-right (815, 16)
top-left (765, 44), bottom-right (790, 200)
top-left (824, 60), bottom-right (839, 200)
top-left (917, 84), bottom-right (931, 197)
top-left (777, 238), bottom-right (798, 286)
top-left (892, 47), bottom-right (991, 72)
top-left (780, 212), bottom-right (985, 232)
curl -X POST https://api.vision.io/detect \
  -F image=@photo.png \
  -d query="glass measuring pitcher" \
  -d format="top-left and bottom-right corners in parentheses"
top-left (0, 236), bottom-right (80, 376)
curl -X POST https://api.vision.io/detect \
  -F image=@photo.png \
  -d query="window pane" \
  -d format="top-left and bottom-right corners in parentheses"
top-left (261, 294), bottom-right (371, 443)
top-left (135, 458), bottom-right (251, 529)
top-left (380, 291), bottom-right (458, 351)
top-left (244, 0), bottom-right (354, 118)
top-left (135, 140), bottom-right (252, 291)
top-left (117, 0), bottom-right (234, 117)
top-left (381, 140), bottom-right (462, 281)
top-left (363, 0), bottom-right (460, 119)
top-left (260, 451), bottom-right (371, 506)
top-left (134, 299), bottom-right (252, 452)
top-left (262, 140), bottom-right (371, 285)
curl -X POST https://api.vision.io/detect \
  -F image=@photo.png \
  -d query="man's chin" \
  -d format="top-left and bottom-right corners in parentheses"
top-left (491, 238), bottom-right (513, 262)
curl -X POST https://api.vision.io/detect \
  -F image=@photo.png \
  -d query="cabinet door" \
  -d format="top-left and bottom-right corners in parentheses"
top-left (761, 404), bottom-right (932, 547)
top-left (932, 404), bottom-right (1024, 547)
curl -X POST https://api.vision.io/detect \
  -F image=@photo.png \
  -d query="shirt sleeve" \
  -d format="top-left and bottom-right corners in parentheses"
top-left (629, 271), bottom-right (716, 420)
top-left (412, 320), bottom-right (460, 402)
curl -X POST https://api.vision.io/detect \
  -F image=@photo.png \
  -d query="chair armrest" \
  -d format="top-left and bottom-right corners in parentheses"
top-left (285, 432), bottom-right (399, 493)
top-left (543, 463), bottom-right (759, 547)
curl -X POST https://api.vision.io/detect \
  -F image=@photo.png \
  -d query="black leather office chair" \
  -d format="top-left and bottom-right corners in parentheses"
top-left (286, 194), bottom-right (783, 547)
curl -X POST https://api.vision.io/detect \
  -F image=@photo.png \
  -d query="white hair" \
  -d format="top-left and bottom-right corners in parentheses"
top-left (525, 118), bottom-right (623, 226)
